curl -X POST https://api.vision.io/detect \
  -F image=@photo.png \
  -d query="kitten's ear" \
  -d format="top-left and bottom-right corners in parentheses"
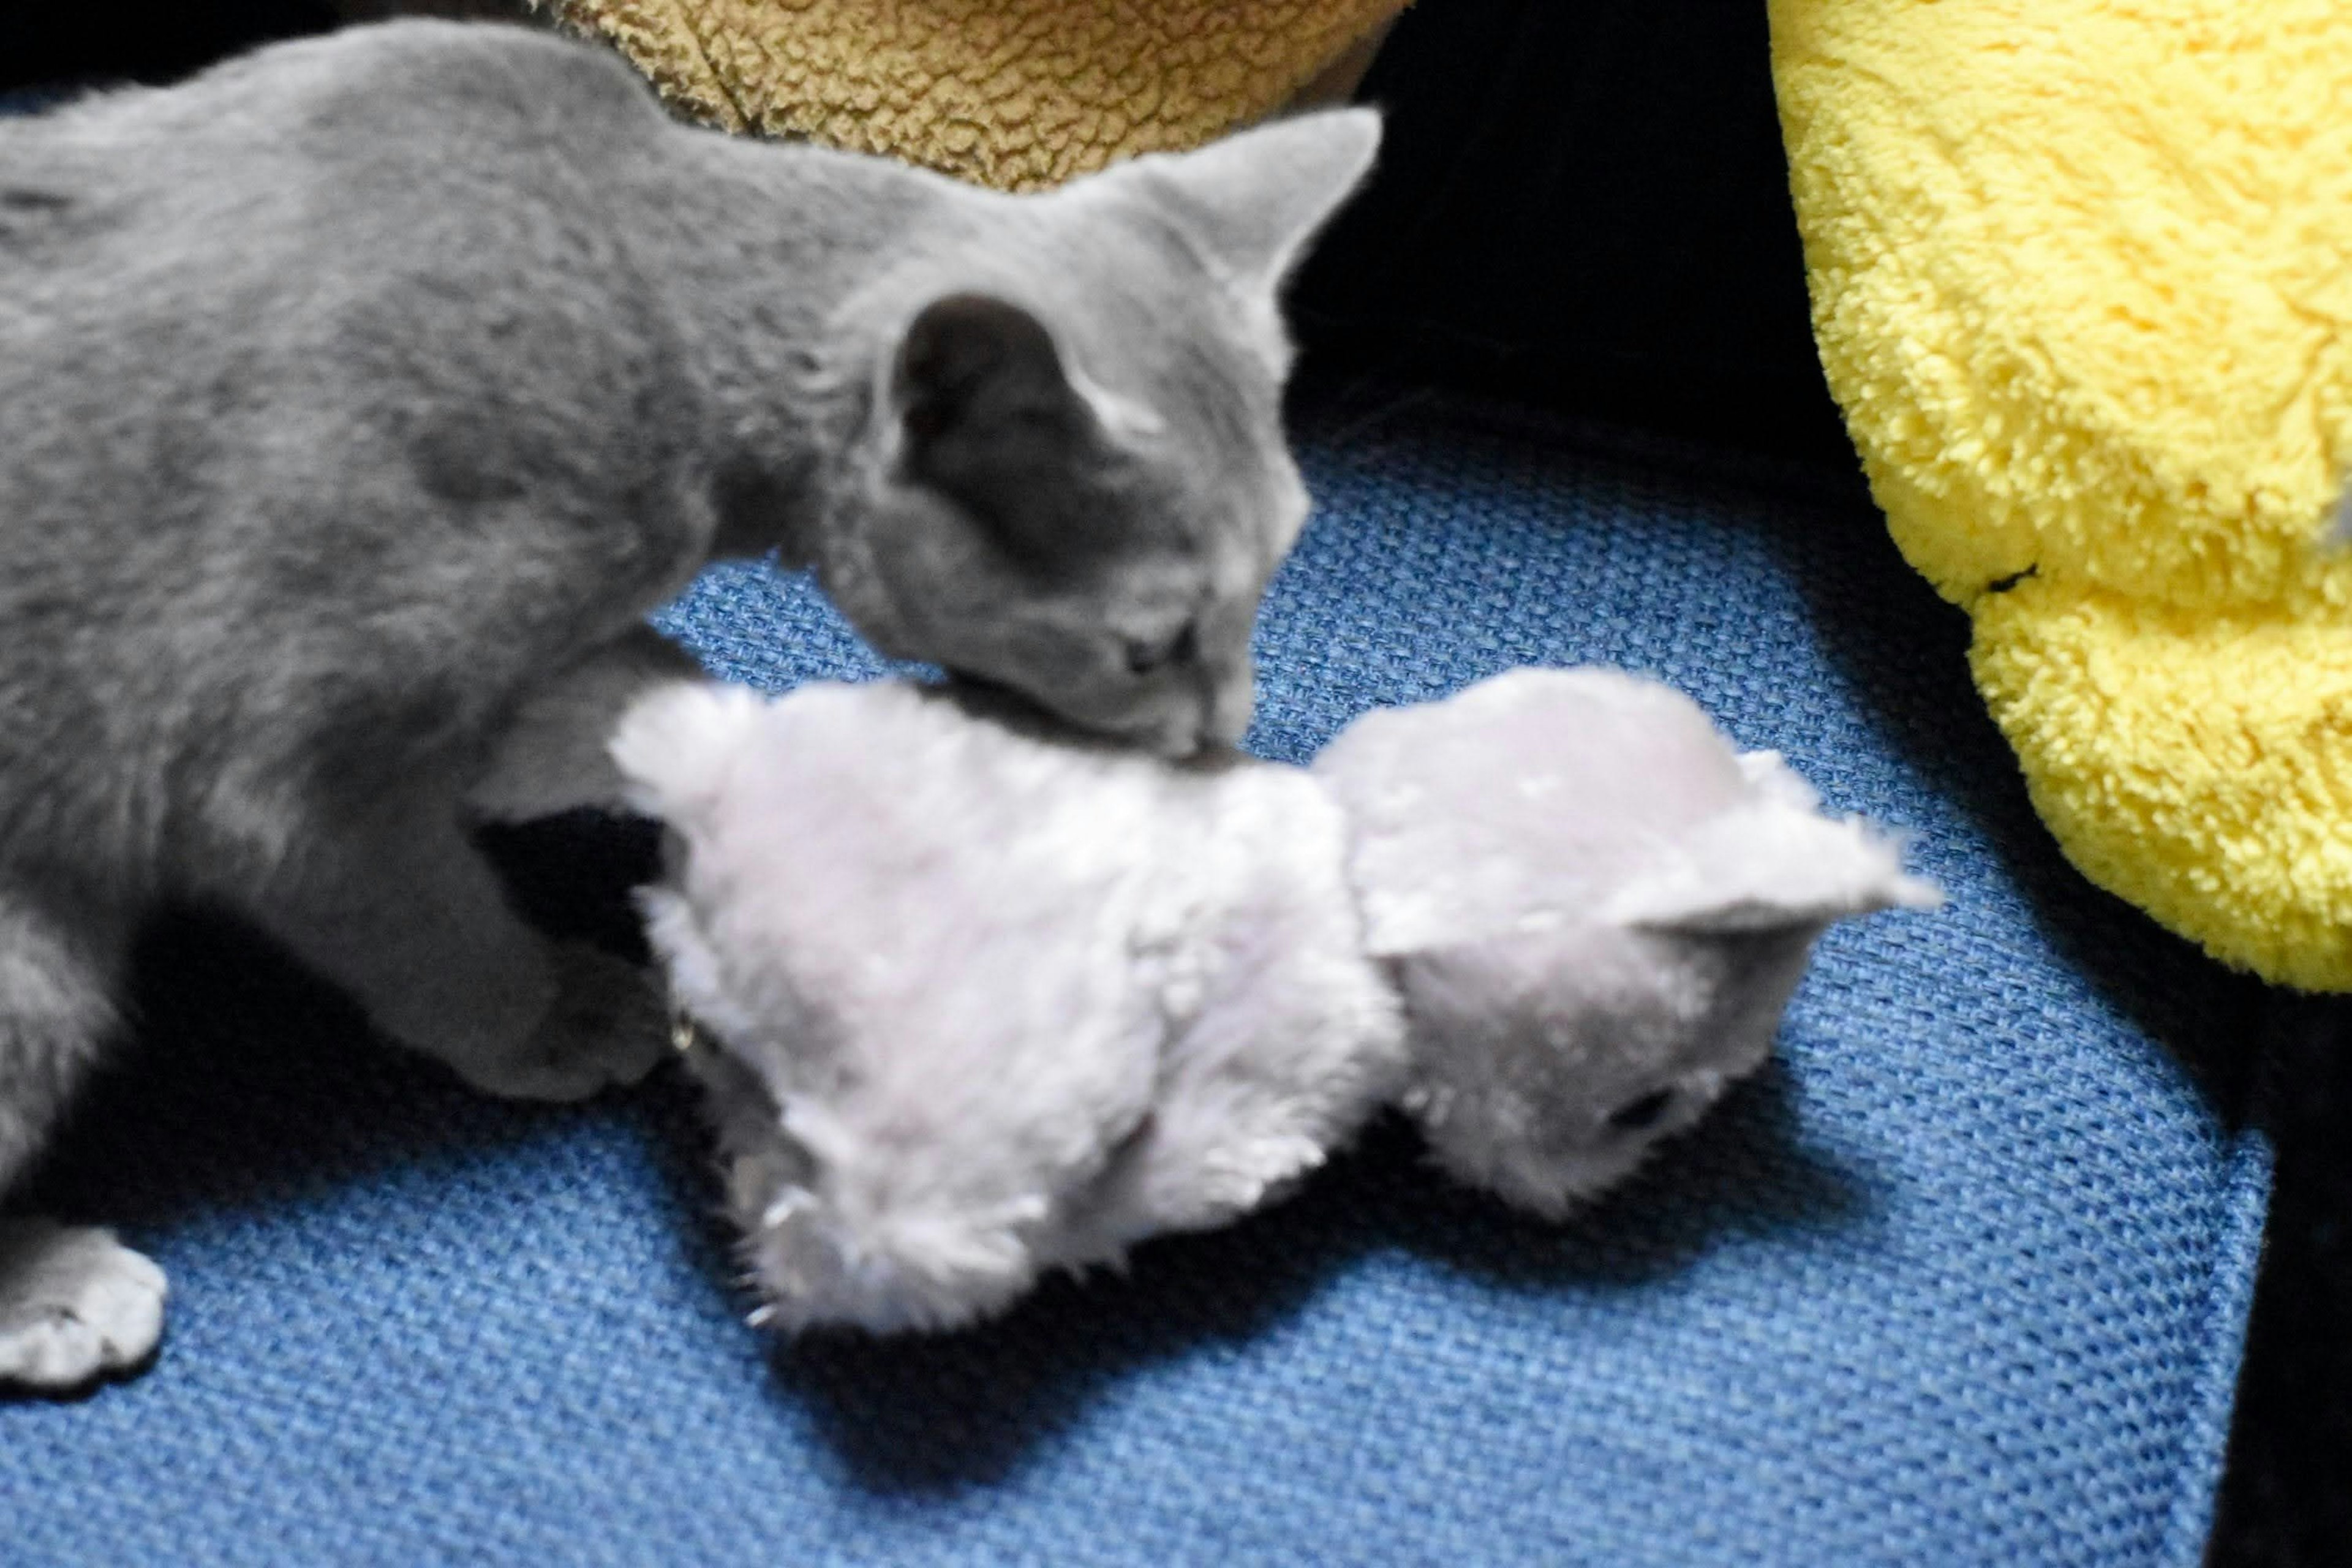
top-left (892, 293), bottom-right (1082, 449)
top-left (1129, 108), bottom-right (1382, 286)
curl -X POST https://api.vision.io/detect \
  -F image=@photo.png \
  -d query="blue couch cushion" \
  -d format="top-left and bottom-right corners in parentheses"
top-left (6, 394), bottom-right (2267, 1566)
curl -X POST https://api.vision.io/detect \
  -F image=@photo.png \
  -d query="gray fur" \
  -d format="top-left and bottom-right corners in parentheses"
top-left (0, 19), bottom-right (1378, 1386)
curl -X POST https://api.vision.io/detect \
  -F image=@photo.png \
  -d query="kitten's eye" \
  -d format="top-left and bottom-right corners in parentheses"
top-left (1123, 621), bottom-right (1197, 675)
top-left (1606, 1088), bottom-right (1675, 1133)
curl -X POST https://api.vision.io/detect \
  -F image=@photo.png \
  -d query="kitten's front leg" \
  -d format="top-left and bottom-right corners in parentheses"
top-left (0, 892), bottom-right (163, 1390)
top-left (0, 1221), bottom-right (167, 1390)
top-left (467, 625), bottom-right (705, 823)
top-left (255, 791), bottom-right (666, 1102)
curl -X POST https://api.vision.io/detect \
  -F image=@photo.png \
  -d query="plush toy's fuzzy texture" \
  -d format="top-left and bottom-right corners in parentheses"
top-left (614, 669), bottom-right (1936, 1333)
top-left (1771, 0), bottom-right (2352, 989)
top-left (616, 680), bottom-right (1404, 1332)
top-left (547, 0), bottom-right (1411, 191)
top-left (1315, 669), bottom-right (1940, 1215)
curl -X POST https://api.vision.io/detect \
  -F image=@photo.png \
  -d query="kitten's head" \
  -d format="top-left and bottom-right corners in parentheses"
top-left (815, 110), bottom-right (1380, 755)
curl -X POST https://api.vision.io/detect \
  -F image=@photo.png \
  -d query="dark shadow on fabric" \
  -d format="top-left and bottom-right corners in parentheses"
top-left (474, 810), bottom-right (663, 962)
top-left (2211, 994), bottom-right (2352, 1568)
top-left (20, 814), bottom-right (665, 1226)
top-left (21, 912), bottom-right (569, 1226)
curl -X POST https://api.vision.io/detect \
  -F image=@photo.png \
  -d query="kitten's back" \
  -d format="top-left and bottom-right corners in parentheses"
top-left (1, 23), bottom-right (673, 343)
top-left (0, 21), bottom-right (698, 581)
top-left (3, 21), bottom-right (662, 183)
top-left (0, 25), bottom-right (711, 866)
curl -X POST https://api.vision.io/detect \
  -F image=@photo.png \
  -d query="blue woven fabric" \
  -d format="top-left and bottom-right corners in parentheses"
top-left (4, 396), bottom-right (2268, 1566)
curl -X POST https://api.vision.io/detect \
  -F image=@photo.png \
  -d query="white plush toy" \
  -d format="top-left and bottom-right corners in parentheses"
top-left (607, 668), bottom-right (1937, 1334)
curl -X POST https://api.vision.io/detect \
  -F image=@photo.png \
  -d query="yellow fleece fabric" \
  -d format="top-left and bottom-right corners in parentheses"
top-left (550, 0), bottom-right (1408, 189)
top-left (1770, 0), bottom-right (2352, 989)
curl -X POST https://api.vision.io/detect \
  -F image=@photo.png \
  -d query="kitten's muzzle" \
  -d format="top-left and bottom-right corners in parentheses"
top-left (1123, 680), bottom-right (1245, 758)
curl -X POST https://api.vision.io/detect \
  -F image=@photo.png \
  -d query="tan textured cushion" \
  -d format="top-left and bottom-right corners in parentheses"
top-left (551, 0), bottom-right (1409, 189)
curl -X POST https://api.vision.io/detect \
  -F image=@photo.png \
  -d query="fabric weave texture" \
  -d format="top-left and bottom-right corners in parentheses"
top-left (4, 395), bottom-right (2268, 1567)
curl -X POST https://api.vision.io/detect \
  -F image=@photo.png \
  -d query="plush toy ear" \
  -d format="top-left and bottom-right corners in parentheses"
top-left (607, 679), bottom-right (766, 827)
top-left (1604, 807), bottom-right (1942, 935)
top-left (1123, 108), bottom-right (1382, 287)
top-left (1734, 748), bottom-right (1823, 812)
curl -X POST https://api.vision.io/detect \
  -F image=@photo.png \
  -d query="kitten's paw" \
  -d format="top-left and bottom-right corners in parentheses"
top-left (0, 1220), bottom-right (167, 1392)
top-left (460, 946), bottom-right (668, 1103)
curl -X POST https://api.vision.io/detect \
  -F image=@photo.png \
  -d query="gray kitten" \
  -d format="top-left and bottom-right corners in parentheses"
top-left (0, 20), bottom-right (1377, 1388)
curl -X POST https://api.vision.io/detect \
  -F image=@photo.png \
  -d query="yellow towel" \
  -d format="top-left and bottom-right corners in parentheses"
top-left (1771, 0), bottom-right (2352, 988)
top-left (549, 0), bottom-right (1407, 189)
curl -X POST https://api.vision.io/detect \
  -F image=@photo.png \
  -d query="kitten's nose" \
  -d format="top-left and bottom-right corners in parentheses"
top-left (1150, 714), bottom-right (1212, 758)
top-left (1142, 669), bottom-right (1251, 756)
